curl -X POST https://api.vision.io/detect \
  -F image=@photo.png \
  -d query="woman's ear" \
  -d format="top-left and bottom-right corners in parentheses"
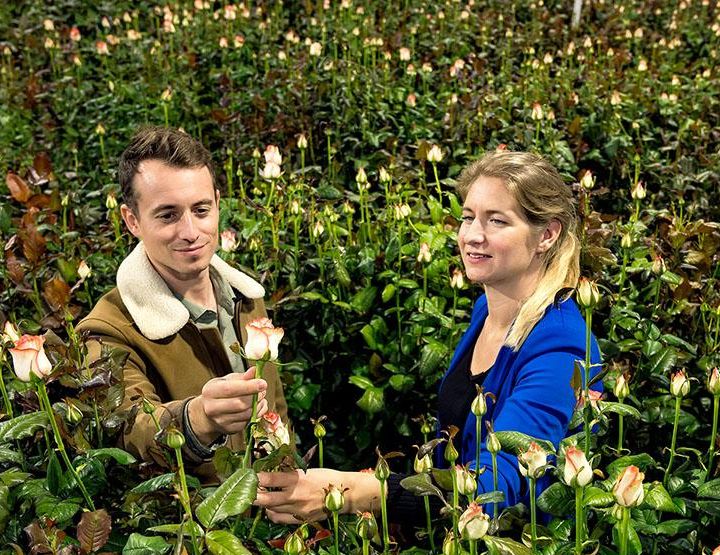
top-left (536, 219), bottom-right (562, 254)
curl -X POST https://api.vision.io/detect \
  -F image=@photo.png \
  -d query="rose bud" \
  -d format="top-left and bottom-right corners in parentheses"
top-left (621, 233), bottom-right (633, 249)
top-left (414, 453), bottom-right (432, 474)
top-left (576, 277), bottom-right (600, 310)
top-left (426, 144), bottom-right (443, 163)
top-left (374, 456), bottom-right (390, 481)
top-left (471, 389), bottom-right (486, 417)
top-left (297, 134), bottom-right (308, 149)
top-left (378, 167), bottom-right (391, 184)
top-left (142, 398), bottom-right (156, 415)
top-left (486, 431), bottom-right (501, 455)
top-left (652, 255), bottom-right (666, 276)
top-left (313, 420), bottom-right (327, 440)
top-left (165, 427), bottom-right (186, 449)
top-left (105, 192), bottom-right (118, 209)
top-left (708, 367), bottom-right (720, 396)
top-left (518, 442), bottom-right (547, 479)
top-left (613, 465), bottom-right (645, 507)
top-left (355, 511), bottom-right (378, 540)
top-left (450, 268), bottom-right (465, 290)
top-left (458, 502), bottom-right (490, 540)
top-left (417, 242), bottom-right (432, 264)
top-left (580, 170), bottom-right (594, 190)
top-left (631, 180), bottom-right (646, 200)
top-left (444, 438), bottom-right (459, 465)
top-left (563, 446), bottom-right (593, 487)
top-left (442, 531), bottom-right (459, 555)
top-left (65, 400), bottom-right (83, 425)
top-left (456, 465), bottom-right (477, 496)
top-left (355, 167), bottom-right (368, 187)
top-left (670, 369), bottom-right (690, 398)
top-left (244, 317), bottom-right (284, 361)
top-left (323, 484), bottom-right (345, 512)
top-left (614, 374), bottom-right (630, 401)
top-left (284, 530), bottom-right (308, 555)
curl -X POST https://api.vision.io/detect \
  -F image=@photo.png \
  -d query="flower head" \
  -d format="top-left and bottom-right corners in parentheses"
top-left (9, 335), bottom-right (53, 382)
top-left (309, 41), bottom-right (322, 56)
top-left (355, 511), bottom-right (378, 540)
top-left (708, 367), bottom-right (720, 396)
top-left (631, 181), bottom-right (646, 200)
top-left (417, 242), bottom-right (431, 264)
top-left (580, 170), bottom-right (595, 190)
top-left (264, 145), bottom-right (282, 166)
top-left (426, 144), bottom-right (443, 163)
top-left (297, 134), bottom-right (308, 149)
top-left (323, 484), bottom-right (345, 512)
top-left (77, 260), bottom-right (92, 280)
top-left (414, 452), bottom-right (432, 474)
top-left (244, 318), bottom-right (284, 361)
top-left (531, 102), bottom-right (543, 121)
top-left (614, 373), bottom-right (630, 400)
top-left (613, 465), bottom-right (645, 507)
top-left (450, 268), bottom-right (465, 290)
top-left (259, 411), bottom-right (290, 449)
top-left (220, 229), bottom-right (238, 252)
top-left (670, 369), bottom-right (690, 398)
top-left (455, 464), bottom-right (476, 496)
top-left (69, 26), bottom-right (81, 42)
top-left (458, 502), bottom-right (490, 540)
top-left (563, 446), bottom-right (593, 487)
top-left (576, 277), bottom-right (600, 310)
top-left (260, 162), bottom-right (282, 180)
top-left (518, 442), bottom-right (547, 479)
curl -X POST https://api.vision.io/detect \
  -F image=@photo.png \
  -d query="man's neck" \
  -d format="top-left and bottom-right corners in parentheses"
top-left (156, 264), bottom-right (216, 310)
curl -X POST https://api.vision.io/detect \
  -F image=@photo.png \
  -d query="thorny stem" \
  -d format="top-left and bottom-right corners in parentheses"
top-left (617, 400), bottom-right (625, 453)
top-left (709, 395), bottom-right (719, 475)
top-left (491, 451), bottom-right (499, 518)
top-left (529, 477), bottom-right (537, 554)
top-left (619, 506), bottom-right (630, 555)
top-left (174, 445), bottom-right (200, 555)
top-left (424, 496), bottom-right (436, 552)
top-left (318, 437), bottom-right (324, 468)
top-left (665, 395), bottom-right (682, 485)
top-left (244, 359), bottom-right (266, 468)
top-left (584, 308), bottom-right (593, 457)
top-left (333, 511), bottom-right (340, 555)
top-left (379, 478), bottom-right (390, 554)
top-left (451, 466), bottom-right (460, 553)
top-left (38, 381), bottom-right (95, 510)
top-left (575, 485), bottom-right (584, 554)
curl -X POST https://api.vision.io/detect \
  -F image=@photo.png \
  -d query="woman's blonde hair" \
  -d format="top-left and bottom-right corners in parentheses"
top-left (456, 150), bottom-right (580, 350)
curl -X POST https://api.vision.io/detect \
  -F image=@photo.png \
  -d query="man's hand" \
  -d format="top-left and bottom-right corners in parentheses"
top-left (187, 366), bottom-right (268, 445)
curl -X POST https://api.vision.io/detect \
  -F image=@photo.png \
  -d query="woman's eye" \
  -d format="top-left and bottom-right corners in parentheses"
top-left (461, 215), bottom-right (474, 223)
top-left (490, 218), bottom-right (507, 225)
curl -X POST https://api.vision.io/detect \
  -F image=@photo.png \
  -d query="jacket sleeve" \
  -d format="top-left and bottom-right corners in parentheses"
top-left (78, 318), bottom-right (204, 468)
top-left (471, 319), bottom-right (601, 510)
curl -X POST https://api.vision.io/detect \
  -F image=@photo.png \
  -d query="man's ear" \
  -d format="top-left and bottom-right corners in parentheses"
top-left (120, 204), bottom-right (141, 239)
top-left (537, 219), bottom-right (562, 254)
top-left (215, 189), bottom-right (220, 205)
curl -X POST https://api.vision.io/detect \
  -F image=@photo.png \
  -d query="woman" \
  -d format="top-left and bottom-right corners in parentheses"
top-left (255, 150), bottom-right (602, 524)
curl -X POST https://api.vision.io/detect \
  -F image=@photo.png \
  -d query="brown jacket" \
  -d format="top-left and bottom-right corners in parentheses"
top-left (76, 243), bottom-right (288, 481)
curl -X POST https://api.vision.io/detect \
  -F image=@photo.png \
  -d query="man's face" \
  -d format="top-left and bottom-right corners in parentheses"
top-left (121, 159), bottom-right (219, 288)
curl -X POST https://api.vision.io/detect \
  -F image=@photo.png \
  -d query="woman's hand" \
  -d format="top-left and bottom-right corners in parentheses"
top-left (255, 468), bottom-right (381, 524)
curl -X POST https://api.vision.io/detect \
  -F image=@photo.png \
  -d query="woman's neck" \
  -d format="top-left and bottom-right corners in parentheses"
top-left (484, 270), bottom-right (542, 329)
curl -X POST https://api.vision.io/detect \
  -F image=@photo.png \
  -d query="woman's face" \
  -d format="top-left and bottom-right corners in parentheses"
top-left (457, 176), bottom-right (546, 295)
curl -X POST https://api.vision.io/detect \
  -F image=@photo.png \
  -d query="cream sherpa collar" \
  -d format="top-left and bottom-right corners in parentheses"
top-left (117, 242), bottom-right (265, 340)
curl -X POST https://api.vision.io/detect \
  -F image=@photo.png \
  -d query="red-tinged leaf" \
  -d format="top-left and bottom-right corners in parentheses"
top-left (307, 528), bottom-right (332, 547)
top-left (77, 509), bottom-right (111, 553)
top-left (6, 172), bottom-right (31, 203)
top-left (26, 194), bottom-right (52, 210)
top-left (20, 225), bottom-right (46, 266)
top-left (267, 538), bottom-right (286, 549)
top-left (23, 521), bottom-right (52, 554)
top-left (32, 152), bottom-right (53, 180)
top-left (5, 251), bottom-right (26, 285)
top-left (43, 276), bottom-right (70, 312)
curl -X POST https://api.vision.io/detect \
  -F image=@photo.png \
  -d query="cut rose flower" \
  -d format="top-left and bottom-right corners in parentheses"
top-left (9, 334), bottom-right (53, 382)
top-left (458, 502), bottom-right (490, 540)
top-left (259, 411), bottom-right (290, 449)
top-left (244, 317), bottom-right (284, 361)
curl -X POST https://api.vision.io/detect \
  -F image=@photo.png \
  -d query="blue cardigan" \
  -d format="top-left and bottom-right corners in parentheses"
top-left (437, 294), bottom-right (602, 513)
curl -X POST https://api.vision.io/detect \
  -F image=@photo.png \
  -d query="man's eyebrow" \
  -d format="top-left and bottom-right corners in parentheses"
top-left (149, 199), bottom-right (213, 214)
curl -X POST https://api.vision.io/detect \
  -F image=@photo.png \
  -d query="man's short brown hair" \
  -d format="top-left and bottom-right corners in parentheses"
top-left (118, 126), bottom-right (216, 211)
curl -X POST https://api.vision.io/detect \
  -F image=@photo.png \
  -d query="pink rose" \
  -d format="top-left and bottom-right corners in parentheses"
top-left (613, 465), bottom-right (645, 507)
top-left (9, 335), bottom-right (52, 382)
top-left (244, 318), bottom-right (284, 361)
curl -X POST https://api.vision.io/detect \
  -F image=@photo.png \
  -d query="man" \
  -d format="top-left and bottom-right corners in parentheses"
top-left (78, 126), bottom-right (287, 479)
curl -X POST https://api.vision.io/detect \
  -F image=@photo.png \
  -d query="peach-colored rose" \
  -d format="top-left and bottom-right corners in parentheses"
top-left (563, 446), bottom-right (593, 487)
top-left (518, 441), bottom-right (547, 479)
top-left (260, 411), bottom-right (290, 448)
top-left (9, 335), bottom-right (52, 382)
top-left (458, 502), bottom-right (490, 540)
top-left (613, 465), bottom-right (645, 507)
top-left (244, 318), bottom-right (284, 361)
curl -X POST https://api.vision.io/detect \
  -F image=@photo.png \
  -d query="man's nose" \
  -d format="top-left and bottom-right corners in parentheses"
top-left (177, 212), bottom-right (199, 240)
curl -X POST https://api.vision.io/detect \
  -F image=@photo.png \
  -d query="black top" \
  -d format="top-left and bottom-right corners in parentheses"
top-left (387, 347), bottom-right (489, 527)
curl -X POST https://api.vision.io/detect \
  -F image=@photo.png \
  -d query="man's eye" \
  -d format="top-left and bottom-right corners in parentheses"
top-left (157, 213), bottom-right (175, 221)
top-left (461, 215), bottom-right (474, 223)
top-left (195, 208), bottom-right (210, 216)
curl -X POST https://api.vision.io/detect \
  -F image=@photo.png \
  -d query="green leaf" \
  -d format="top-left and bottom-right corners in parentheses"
top-left (86, 448), bottom-right (137, 465)
top-left (46, 451), bottom-right (62, 496)
top-left (348, 375), bottom-right (374, 390)
top-left (350, 286), bottom-right (377, 314)
top-left (205, 530), bottom-right (252, 555)
top-left (583, 486), bottom-right (614, 507)
top-left (0, 447), bottom-right (22, 464)
top-left (360, 324), bottom-right (377, 350)
top-left (0, 411), bottom-right (49, 442)
top-left (396, 278), bottom-right (420, 289)
top-left (418, 339), bottom-right (451, 377)
top-left (647, 347), bottom-right (677, 377)
top-left (129, 473), bottom-right (175, 494)
top-left (399, 473), bottom-right (445, 500)
top-left (484, 535), bottom-right (533, 555)
top-left (495, 431), bottom-right (556, 455)
top-left (697, 477), bottom-right (720, 499)
top-left (653, 519), bottom-right (696, 536)
top-left (0, 469), bottom-right (30, 487)
top-left (147, 521), bottom-right (204, 537)
top-left (36, 496), bottom-right (81, 523)
top-left (122, 533), bottom-right (171, 555)
top-left (475, 490), bottom-right (505, 504)
top-left (357, 387), bottom-right (384, 414)
top-left (537, 482), bottom-right (574, 517)
top-left (431, 468), bottom-right (454, 491)
top-left (381, 284), bottom-right (396, 302)
top-left (605, 454), bottom-right (656, 480)
top-left (601, 402), bottom-right (641, 418)
top-left (195, 467), bottom-right (258, 529)
top-left (389, 374), bottom-right (414, 392)
top-left (299, 292), bottom-right (328, 303)
top-left (644, 483), bottom-right (679, 513)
